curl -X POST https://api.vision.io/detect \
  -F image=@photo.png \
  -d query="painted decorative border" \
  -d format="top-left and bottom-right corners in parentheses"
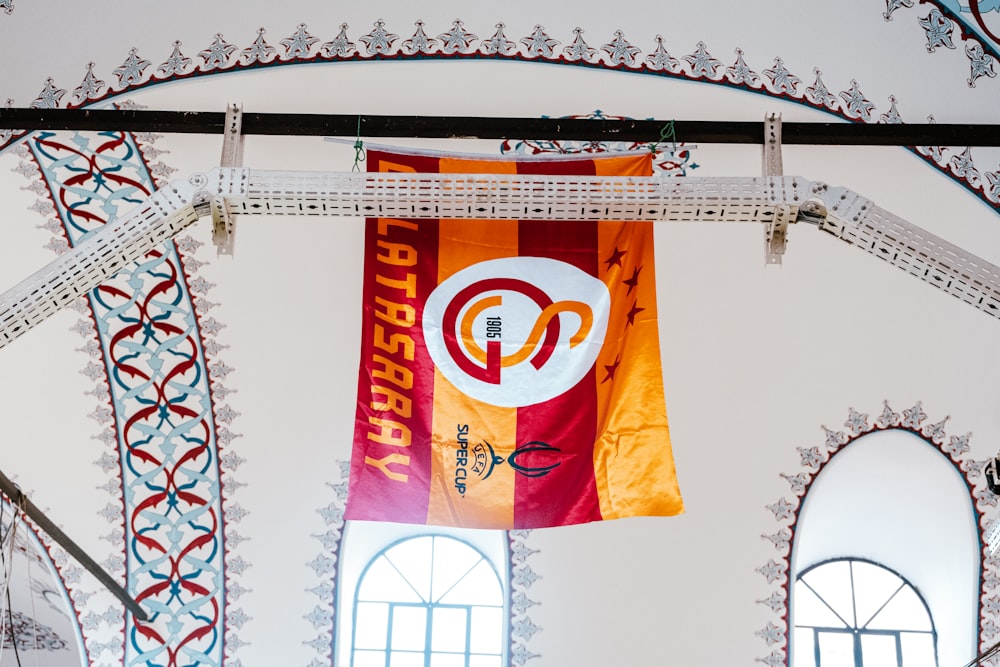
top-left (303, 461), bottom-right (348, 667)
top-left (756, 402), bottom-right (995, 666)
top-left (508, 530), bottom-right (542, 666)
top-left (0, 17), bottom-right (998, 213)
top-left (882, 1), bottom-right (1000, 88)
top-left (2, 14), bottom-right (997, 667)
top-left (877, 1), bottom-right (1000, 203)
top-left (3, 79), bottom-right (562, 667)
top-left (303, 461), bottom-right (544, 666)
top-left (3, 610), bottom-right (66, 651)
top-left (8, 140), bottom-right (129, 666)
top-left (10, 118), bottom-right (245, 667)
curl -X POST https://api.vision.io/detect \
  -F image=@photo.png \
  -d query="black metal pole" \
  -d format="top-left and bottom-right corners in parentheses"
top-left (0, 468), bottom-right (148, 622)
top-left (1, 108), bottom-right (1000, 146)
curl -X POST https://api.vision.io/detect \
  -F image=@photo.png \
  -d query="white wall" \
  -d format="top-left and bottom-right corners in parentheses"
top-left (3, 2), bottom-right (1000, 666)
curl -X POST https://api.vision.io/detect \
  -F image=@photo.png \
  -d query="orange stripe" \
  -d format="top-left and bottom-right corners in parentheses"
top-left (434, 157), bottom-right (519, 281)
top-left (594, 155), bottom-right (684, 519)
top-left (427, 374), bottom-right (519, 527)
top-left (593, 153), bottom-right (655, 178)
top-left (426, 157), bottom-right (519, 528)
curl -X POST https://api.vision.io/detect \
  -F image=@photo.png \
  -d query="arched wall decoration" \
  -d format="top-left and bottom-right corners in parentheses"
top-left (3, 611), bottom-right (67, 651)
top-left (304, 460), bottom-right (347, 667)
top-left (883, 0), bottom-right (1000, 88)
top-left (0, 497), bottom-right (87, 663)
top-left (9, 121), bottom-right (247, 667)
top-left (879, 1), bottom-right (1000, 201)
top-left (306, 461), bottom-right (545, 667)
top-left (2, 14), bottom-right (998, 667)
top-left (1, 17), bottom-right (999, 211)
top-left (508, 530), bottom-right (542, 666)
top-left (756, 401), bottom-right (995, 667)
top-left (4, 94), bottom-right (559, 667)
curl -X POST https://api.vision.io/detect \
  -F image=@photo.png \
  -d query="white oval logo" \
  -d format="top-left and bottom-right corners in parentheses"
top-left (423, 257), bottom-right (609, 407)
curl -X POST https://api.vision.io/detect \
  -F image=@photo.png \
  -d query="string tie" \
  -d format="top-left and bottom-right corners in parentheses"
top-left (352, 115), bottom-right (366, 172)
top-left (649, 119), bottom-right (677, 156)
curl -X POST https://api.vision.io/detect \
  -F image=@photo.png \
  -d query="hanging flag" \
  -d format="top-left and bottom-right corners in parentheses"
top-left (345, 149), bottom-right (684, 529)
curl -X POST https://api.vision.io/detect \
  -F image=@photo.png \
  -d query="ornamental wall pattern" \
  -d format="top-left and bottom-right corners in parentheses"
top-left (758, 402), bottom-right (994, 666)
top-left (9, 123), bottom-right (545, 667)
top-left (11, 125), bottom-right (245, 667)
top-left (2, 10), bottom-right (1000, 209)
top-left (2, 6), bottom-right (999, 667)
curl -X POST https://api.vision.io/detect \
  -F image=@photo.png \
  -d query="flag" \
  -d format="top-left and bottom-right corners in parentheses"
top-left (345, 149), bottom-right (684, 529)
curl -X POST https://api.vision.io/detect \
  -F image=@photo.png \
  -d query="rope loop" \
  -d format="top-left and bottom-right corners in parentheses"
top-left (352, 115), bottom-right (366, 172)
top-left (649, 119), bottom-right (677, 157)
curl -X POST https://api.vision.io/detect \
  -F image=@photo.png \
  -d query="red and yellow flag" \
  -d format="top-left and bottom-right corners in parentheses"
top-left (345, 149), bottom-right (683, 529)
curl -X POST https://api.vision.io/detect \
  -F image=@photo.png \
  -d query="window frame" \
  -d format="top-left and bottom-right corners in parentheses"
top-left (793, 557), bottom-right (939, 667)
top-left (336, 524), bottom-right (510, 667)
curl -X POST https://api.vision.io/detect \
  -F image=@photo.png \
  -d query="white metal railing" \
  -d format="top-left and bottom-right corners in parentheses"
top-left (1, 168), bottom-right (999, 350)
top-left (237, 171), bottom-right (800, 223)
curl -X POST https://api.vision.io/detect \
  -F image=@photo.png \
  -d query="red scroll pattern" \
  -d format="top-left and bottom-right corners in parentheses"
top-left (30, 130), bottom-right (226, 667)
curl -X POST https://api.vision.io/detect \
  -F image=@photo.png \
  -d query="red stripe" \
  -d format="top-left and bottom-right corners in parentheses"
top-left (346, 150), bottom-right (441, 524)
top-left (513, 157), bottom-right (603, 528)
top-left (970, 0), bottom-right (1000, 49)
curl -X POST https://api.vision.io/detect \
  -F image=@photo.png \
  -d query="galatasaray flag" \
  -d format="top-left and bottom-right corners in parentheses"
top-left (345, 149), bottom-right (683, 529)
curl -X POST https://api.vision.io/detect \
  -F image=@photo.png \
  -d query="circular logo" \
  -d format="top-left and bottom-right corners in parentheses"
top-left (423, 257), bottom-right (609, 407)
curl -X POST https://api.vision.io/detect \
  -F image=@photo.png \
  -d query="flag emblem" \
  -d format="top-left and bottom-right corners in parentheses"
top-left (424, 256), bottom-right (609, 407)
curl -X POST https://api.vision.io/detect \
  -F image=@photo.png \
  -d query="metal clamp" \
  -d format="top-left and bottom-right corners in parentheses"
top-left (764, 204), bottom-right (794, 265)
top-left (212, 102), bottom-right (244, 256)
top-left (762, 113), bottom-right (789, 264)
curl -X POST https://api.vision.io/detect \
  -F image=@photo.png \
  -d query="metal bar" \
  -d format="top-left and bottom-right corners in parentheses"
top-left (2, 108), bottom-right (1000, 146)
top-left (0, 468), bottom-right (148, 621)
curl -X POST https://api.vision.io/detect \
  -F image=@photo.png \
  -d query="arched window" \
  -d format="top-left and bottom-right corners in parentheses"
top-left (351, 534), bottom-right (505, 667)
top-left (788, 427), bottom-right (978, 666)
top-left (794, 558), bottom-right (937, 667)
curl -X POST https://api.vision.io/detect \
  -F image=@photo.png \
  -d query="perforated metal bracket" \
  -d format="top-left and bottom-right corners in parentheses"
top-left (762, 113), bottom-right (783, 176)
top-left (212, 103), bottom-right (244, 256)
top-left (817, 183), bottom-right (1000, 317)
top-left (211, 167), bottom-right (251, 197)
top-left (765, 205), bottom-right (794, 263)
top-left (5, 168), bottom-right (1000, 352)
top-left (794, 181), bottom-right (830, 227)
top-left (0, 173), bottom-right (203, 350)
top-left (817, 184), bottom-right (876, 231)
top-left (762, 113), bottom-right (789, 264)
top-left (210, 168), bottom-right (248, 251)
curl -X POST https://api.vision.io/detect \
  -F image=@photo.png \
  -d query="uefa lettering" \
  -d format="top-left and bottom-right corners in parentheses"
top-left (453, 424), bottom-right (564, 497)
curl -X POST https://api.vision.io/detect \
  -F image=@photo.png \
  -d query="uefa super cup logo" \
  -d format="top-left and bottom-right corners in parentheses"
top-left (424, 257), bottom-right (610, 407)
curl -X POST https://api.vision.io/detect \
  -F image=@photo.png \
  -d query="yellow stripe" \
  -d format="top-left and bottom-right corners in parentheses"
top-left (593, 154), bottom-right (684, 519)
top-left (435, 157), bottom-right (518, 281)
top-left (593, 153), bottom-right (654, 179)
top-left (426, 156), bottom-right (519, 528)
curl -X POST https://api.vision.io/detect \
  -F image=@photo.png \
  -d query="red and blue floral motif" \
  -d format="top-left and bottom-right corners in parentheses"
top-left (30, 130), bottom-right (228, 667)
